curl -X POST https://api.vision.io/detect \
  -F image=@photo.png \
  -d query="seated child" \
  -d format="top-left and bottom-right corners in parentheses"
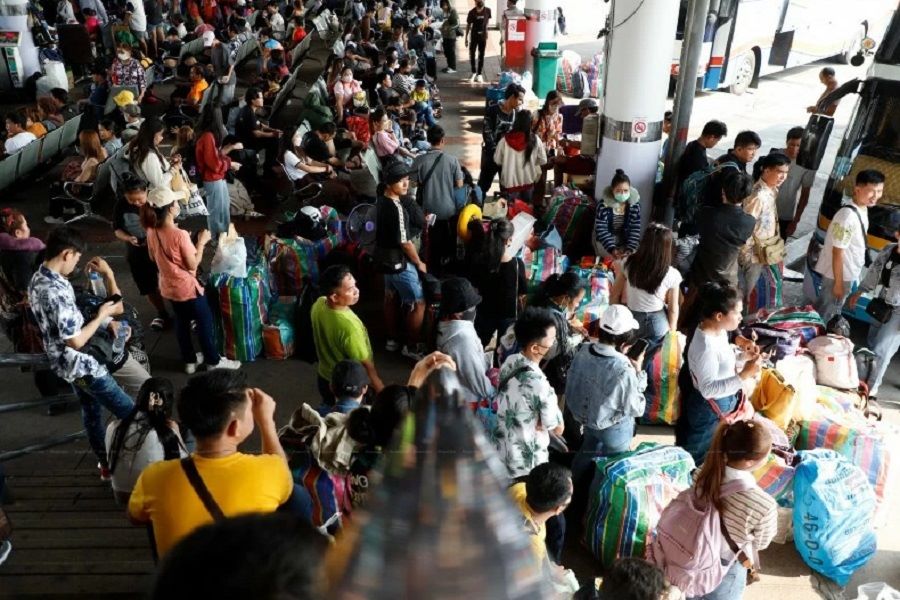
top-left (410, 78), bottom-right (436, 127)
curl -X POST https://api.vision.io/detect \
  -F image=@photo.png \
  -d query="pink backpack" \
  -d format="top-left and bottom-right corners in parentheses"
top-left (648, 479), bottom-right (753, 596)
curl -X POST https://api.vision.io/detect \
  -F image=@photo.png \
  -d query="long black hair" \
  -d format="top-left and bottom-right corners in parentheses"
top-left (467, 217), bottom-right (514, 273)
top-left (625, 223), bottom-right (673, 294)
top-left (196, 101), bottom-right (226, 148)
top-left (128, 117), bottom-right (167, 174)
top-left (107, 377), bottom-right (182, 475)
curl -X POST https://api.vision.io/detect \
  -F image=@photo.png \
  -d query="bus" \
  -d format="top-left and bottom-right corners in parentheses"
top-left (802, 8), bottom-right (900, 318)
top-left (671, 0), bottom-right (893, 94)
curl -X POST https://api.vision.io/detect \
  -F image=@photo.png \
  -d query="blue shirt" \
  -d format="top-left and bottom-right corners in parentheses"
top-left (28, 264), bottom-right (107, 382)
top-left (564, 342), bottom-right (646, 431)
top-left (316, 397), bottom-right (361, 416)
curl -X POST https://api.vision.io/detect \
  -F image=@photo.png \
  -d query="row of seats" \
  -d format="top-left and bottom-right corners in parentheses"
top-left (0, 114), bottom-right (84, 193)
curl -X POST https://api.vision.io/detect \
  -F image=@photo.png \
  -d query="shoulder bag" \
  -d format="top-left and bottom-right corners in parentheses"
top-left (414, 152), bottom-right (443, 208)
top-left (753, 217), bottom-right (784, 265)
top-left (180, 457), bottom-right (226, 521)
top-left (865, 255), bottom-right (896, 324)
top-left (846, 205), bottom-right (874, 267)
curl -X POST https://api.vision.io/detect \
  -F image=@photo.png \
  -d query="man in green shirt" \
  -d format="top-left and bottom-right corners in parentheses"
top-left (311, 265), bottom-right (384, 406)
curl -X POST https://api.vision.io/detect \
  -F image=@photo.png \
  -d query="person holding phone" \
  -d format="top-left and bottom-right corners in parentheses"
top-left (28, 227), bottom-right (135, 481)
top-left (142, 188), bottom-right (241, 375)
top-left (675, 283), bottom-right (761, 466)
top-left (565, 305), bottom-right (647, 525)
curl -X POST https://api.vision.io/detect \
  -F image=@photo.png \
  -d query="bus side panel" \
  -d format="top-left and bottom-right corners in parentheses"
top-left (719, 0), bottom-right (782, 87)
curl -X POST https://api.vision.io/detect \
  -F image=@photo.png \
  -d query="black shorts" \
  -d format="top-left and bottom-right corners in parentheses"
top-left (126, 242), bottom-right (159, 296)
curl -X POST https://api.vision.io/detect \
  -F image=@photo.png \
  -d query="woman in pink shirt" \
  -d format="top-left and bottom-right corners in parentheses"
top-left (369, 107), bottom-right (415, 164)
top-left (142, 188), bottom-right (241, 374)
top-left (332, 66), bottom-right (363, 121)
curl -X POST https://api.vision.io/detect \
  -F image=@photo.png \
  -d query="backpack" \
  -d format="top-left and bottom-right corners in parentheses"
top-left (293, 280), bottom-right (319, 363)
top-left (808, 334), bottom-right (858, 390)
top-left (649, 479), bottom-right (754, 597)
top-left (676, 162), bottom-right (739, 231)
top-left (572, 70), bottom-right (588, 99)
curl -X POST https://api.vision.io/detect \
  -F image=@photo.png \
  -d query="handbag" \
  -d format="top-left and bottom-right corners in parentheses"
top-left (753, 231), bottom-right (785, 265)
top-left (865, 255), bottom-right (895, 324)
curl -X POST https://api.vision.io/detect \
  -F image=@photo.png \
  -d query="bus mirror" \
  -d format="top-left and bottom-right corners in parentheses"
top-left (850, 53), bottom-right (865, 67)
top-left (797, 115), bottom-right (834, 171)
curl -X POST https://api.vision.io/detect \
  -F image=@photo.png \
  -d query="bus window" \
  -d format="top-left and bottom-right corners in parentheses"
top-left (875, 11), bottom-right (900, 65)
top-left (858, 94), bottom-right (900, 163)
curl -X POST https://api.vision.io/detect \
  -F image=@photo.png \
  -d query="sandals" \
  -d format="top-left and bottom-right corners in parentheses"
top-left (150, 317), bottom-right (168, 331)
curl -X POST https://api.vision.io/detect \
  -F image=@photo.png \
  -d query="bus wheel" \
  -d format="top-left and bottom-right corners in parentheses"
top-left (729, 53), bottom-right (755, 95)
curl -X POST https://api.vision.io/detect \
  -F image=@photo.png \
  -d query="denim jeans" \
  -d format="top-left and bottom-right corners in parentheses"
top-left (204, 179), bottom-right (231, 240)
top-left (73, 373), bottom-right (135, 465)
top-left (170, 293), bottom-right (221, 366)
top-left (571, 419), bottom-right (635, 494)
top-left (867, 306), bottom-right (900, 396)
top-left (384, 262), bottom-right (425, 307)
top-left (816, 276), bottom-right (852, 324)
top-left (675, 390), bottom-right (737, 466)
top-left (632, 309), bottom-right (668, 348)
top-left (279, 484), bottom-right (313, 525)
top-left (414, 101), bottom-right (437, 127)
top-left (688, 560), bottom-right (747, 600)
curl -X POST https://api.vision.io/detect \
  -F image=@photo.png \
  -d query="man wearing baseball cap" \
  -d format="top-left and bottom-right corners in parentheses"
top-left (374, 162), bottom-right (427, 361)
top-left (554, 98), bottom-right (600, 189)
top-left (565, 304), bottom-right (647, 522)
top-left (318, 360), bottom-right (370, 416)
top-left (437, 278), bottom-right (495, 402)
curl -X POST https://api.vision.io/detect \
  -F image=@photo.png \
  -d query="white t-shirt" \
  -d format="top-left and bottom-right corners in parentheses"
top-left (624, 266), bottom-right (682, 313)
top-left (775, 156), bottom-right (816, 220)
top-left (127, 0), bottom-right (147, 32)
top-left (104, 416), bottom-right (186, 494)
top-left (283, 149), bottom-right (312, 181)
top-left (269, 12), bottom-right (285, 34)
top-left (815, 203), bottom-right (868, 282)
top-left (4, 131), bottom-right (36, 155)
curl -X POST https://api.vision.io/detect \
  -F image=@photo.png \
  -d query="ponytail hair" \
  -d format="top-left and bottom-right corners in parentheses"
top-left (139, 203), bottom-right (171, 229)
top-left (467, 217), bottom-right (514, 272)
top-left (108, 377), bottom-right (182, 476)
top-left (694, 420), bottom-right (772, 511)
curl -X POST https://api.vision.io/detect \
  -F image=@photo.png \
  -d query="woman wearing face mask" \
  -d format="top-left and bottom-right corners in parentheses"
top-left (111, 42), bottom-right (147, 102)
top-left (594, 169), bottom-right (642, 260)
top-left (494, 110), bottom-right (547, 204)
top-left (675, 282), bottom-right (761, 465)
top-left (532, 271), bottom-right (587, 395)
top-left (533, 91), bottom-right (563, 206)
top-left (465, 217), bottom-right (527, 347)
top-left (142, 187), bottom-right (242, 374)
top-left (332, 66), bottom-right (363, 123)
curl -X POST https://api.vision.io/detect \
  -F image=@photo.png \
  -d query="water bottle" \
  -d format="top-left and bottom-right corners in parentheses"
top-left (112, 323), bottom-right (130, 354)
top-left (88, 271), bottom-right (107, 298)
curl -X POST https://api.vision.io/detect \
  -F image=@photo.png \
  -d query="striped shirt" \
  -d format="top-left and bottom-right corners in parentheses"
top-left (720, 467), bottom-right (778, 554)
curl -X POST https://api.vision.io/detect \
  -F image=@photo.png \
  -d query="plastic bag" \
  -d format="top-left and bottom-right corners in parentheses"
top-left (855, 583), bottom-right (900, 600)
top-left (793, 449), bottom-right (877, 586)
top-left (210, 226), bottom-right (248, 278)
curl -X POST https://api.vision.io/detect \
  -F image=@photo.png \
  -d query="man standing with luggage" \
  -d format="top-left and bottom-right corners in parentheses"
top-left (479, 83), bottom-right (525, 195)
top-left (812, 169), bottom-right (885, 322)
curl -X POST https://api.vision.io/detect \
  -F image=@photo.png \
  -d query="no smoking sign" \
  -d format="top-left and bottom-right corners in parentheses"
top-left (631, 118), bottom-right (648, 138)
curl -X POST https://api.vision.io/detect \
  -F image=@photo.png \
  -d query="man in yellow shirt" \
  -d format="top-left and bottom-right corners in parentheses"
top-left (128, 370), bottom-right (292, 556)
top-left (508, 462), bottom-right (572, 569)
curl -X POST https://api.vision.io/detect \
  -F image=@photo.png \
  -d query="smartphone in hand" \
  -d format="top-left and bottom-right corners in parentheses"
top-left (626, 338), bottom-right (649, 360)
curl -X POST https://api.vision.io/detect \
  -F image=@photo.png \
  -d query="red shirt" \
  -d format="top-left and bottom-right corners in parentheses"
top-left (195, 132), bottom-right (230, 182)
top-left (345, 114), bottom-right (370, 145)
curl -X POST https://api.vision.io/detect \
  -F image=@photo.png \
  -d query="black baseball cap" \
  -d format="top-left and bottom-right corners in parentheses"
top-left (331, 360), bottom-right (370, 396)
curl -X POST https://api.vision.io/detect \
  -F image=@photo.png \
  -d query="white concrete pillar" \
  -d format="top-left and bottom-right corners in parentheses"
top-left (523, 0), bottom-right (555, 55)
top-left (595, 0), bottom-right (680, 230)
top-left (0, 0), bottom-right (41, 86)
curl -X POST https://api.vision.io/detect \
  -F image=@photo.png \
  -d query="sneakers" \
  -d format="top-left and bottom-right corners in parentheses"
top-left (150, 316), bottom-right (170, 331)
top-left (98, 463), bottom-right (112, 481)
top-left (44, 216), bottom-right (65, 225)
top-left (441, 67), bottom-right (456, 74)
top-left (401, 344), bottom-right (426, 361)
top-left (0, 540), bottom-right (10, 566)
top-left (475, 74), bottom-right (484, 83)
top-left (470, 73), bottom-right (478, 82)
top-left (385, 339), bottom-right (400, 352)
top-left (184, 352), bottom-right (205, 375)
top-left (212, 357), bottom-right (242, 369)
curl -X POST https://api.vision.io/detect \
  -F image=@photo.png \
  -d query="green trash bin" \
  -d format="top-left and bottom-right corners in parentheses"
top-left (531, 41), bottom-right (561, 99)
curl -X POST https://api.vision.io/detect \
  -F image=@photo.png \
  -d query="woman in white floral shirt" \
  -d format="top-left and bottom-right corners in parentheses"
top-left (493, 307), bottom-right (564, 480)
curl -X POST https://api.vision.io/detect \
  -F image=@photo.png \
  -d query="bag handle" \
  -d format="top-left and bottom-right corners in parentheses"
top-left (420, 152), bottom-right (443, 190)
top-left (180, 457), bottom-right (226, 521)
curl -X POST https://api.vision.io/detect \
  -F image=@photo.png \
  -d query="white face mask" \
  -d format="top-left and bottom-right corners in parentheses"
top-left (341, 74), bottom-right (352, 83)
top-left (117, 51), bottom-right (130, 61)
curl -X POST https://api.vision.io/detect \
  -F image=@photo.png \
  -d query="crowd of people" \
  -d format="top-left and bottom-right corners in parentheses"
top-left (0, 0), bottom-right (897, 598)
